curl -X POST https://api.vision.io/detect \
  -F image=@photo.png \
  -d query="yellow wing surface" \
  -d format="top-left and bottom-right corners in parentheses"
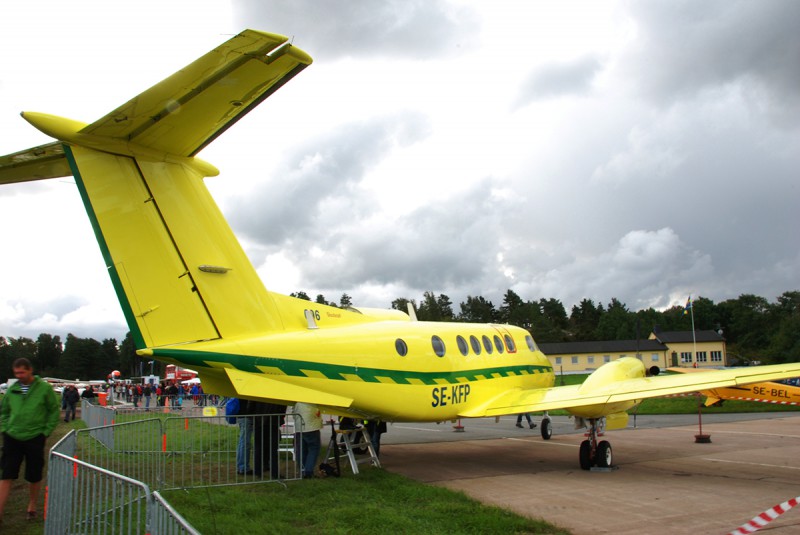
top-left (460, 359), bottom-right (800, 419)
top-left (668, 366), bottom-right (800, 406)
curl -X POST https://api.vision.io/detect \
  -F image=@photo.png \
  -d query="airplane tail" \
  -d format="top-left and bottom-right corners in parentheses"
top-left (0, 30), bottom-right (313, 349)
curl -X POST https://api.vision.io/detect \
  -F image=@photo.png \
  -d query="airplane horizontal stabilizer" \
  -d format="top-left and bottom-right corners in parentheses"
top-left (225, 368), bottom-right (354, 409)
top-left (460, 361), bottom-right (800, 419)
top-left (0, 142), bottom-right (70, 184)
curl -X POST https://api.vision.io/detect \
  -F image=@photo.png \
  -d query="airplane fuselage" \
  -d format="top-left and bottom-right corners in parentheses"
top-left (142, 311), bottom-right (555, 421)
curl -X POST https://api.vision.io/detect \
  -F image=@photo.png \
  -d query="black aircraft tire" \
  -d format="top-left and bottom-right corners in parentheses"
top-left (579, 440), bottom-right (593, 470)
top-left (540, 418), bottom-right (553, 440)
top-left (596, 440), bottom-right (612, 468)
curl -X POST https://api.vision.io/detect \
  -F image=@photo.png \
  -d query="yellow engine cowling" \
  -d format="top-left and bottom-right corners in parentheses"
top-left (568, 357), bottom-right (653, 419)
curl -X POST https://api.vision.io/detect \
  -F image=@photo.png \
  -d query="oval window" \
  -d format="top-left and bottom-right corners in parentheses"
top-left (482, 335), bottom-right (493, 354)
top-left (504, 334), bottom-right (516, 352)
top-left (431, 335), bottom-right (446, 357)
top-left (456, 335), bottom-right (469, 356)
top-left (470, 335), bottom-right (481, 355)
top-left (395, 338), bottom-right (408, 356)
top-left (493, 335), bottom-right (504, 354)
top-left (525, 335), bottom-right (536, 352)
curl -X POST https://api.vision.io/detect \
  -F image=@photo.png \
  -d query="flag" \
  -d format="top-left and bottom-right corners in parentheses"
top-left (683, 296), bottom-right (692, 315)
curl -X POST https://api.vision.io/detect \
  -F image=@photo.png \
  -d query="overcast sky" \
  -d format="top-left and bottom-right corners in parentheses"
top-left (1, 0), bottom-right (798, 342)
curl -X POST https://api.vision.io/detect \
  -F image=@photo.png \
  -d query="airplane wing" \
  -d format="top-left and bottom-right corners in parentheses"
top-left (80, 29), bottom-right (312, 158)
top-left (459, 361), bottom-right (800, 418)
top-left (668, 366), bottom-right (800, 406)
top-left (0, 142), bottom-right (71, 183)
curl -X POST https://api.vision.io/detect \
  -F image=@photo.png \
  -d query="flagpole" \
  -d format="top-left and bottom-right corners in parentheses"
top-left (691, 301), bottom-right (697, 367)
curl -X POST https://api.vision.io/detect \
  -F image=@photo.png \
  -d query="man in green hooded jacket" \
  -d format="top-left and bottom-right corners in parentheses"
top-left (0, 357), bottom-right (59, 523)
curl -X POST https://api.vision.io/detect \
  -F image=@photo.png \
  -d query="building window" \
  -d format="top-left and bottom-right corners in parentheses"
top-left (555, 357), bottom-right (562, 365)
top-left (711, 351), bottom-right (723, 362)
top-left (587, 356), bottom-right (595, 364)
top-left (619, 354), bottom-right (627, 359)
top-left (681, 352), bottom-right (692, 363)
top-left (651, 353), bottom-right (659, 362)
top-left (571, 356), bottom-right (578, 364)
top-left (696, 351), bottom-right (707, 362)
top-left (604, 355), bottom-right (611, 363)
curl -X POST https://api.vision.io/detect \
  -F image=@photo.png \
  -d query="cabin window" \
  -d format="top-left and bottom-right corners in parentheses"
top-left (395, 338), bottom-right (408, 357)
top-left (470, 335), bottom-right (482, 355)
top-left (456, 335), bottom-right (469, 356)
top-left (525, 335), bottom-right (536, 352)
top-left (431, 335), bottom-right (446, 357)
top-left (493, 335), bottom-right (504, 354)
top-left (504, 334), bottom-right (516, 353)
top-left (482, 335), bottom-right (493, 354)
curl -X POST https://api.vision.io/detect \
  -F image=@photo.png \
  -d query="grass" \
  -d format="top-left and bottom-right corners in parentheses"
top-left (162, 467), bottom-right (570, 534)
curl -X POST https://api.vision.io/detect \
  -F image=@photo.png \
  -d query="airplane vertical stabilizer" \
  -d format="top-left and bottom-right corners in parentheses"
top-left (0, 30), bottom-right (313, 349)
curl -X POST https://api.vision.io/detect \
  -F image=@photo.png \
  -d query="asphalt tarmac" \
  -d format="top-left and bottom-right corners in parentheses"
top-left (376, 413), bottom-right (800, 534)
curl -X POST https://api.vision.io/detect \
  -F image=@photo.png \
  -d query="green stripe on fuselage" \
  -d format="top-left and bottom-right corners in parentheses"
top-left (152, 348), bottom-right (552, 385)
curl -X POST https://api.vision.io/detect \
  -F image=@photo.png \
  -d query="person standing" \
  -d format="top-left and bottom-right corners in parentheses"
top-left (250, 402), bottom-right (286, 479)
top-left (293, 403), bottom-right (323, 478)
top-left (63, 386), bottom-right (80, 422)
top-left (0, 358), bottom-right (60, 523)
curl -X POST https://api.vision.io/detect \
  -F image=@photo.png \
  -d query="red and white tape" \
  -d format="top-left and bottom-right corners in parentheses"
top-left (728, 496), bottom-right (800, 535)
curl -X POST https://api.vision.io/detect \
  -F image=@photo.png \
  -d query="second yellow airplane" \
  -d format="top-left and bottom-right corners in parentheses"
top-left (2, 29), bottom-right (799, 470)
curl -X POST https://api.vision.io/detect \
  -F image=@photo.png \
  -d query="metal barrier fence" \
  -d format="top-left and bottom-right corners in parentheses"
top-left (46, 402), bottom-right (303, 533)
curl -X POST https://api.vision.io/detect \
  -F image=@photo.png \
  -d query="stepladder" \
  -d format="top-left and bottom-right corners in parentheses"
top-left (321, 420), bottom-right (381, 475)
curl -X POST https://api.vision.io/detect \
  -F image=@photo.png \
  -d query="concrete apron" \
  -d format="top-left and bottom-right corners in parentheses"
top-left (380, 416), bottom-right (800, 534)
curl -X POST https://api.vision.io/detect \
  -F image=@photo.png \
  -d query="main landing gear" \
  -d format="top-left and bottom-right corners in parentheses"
top-left (578, 418), bottom-right (612, 470)
top-left (540, 412), bottom-right (553, 440)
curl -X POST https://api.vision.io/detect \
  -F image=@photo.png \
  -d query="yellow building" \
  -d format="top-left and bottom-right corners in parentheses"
top-left (538, 330), bottom-right (727, 373)
top-left (648, 329), bottom-right (727, 368)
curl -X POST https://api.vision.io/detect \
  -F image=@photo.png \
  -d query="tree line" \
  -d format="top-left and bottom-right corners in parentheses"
top-left (2, 290), bottom-right (797, 382)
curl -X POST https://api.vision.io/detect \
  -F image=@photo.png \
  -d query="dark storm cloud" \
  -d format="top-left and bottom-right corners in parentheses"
top-left (514, 56), bottom-right (602, 107)
top-left (293, 179), bottom-right (514, 291)
top-left (623, 0), bottom-right (800, 123)
top-left (233, 0), bottom-right (478, 60)
top-left (229, 112), bottom-right (432, 247)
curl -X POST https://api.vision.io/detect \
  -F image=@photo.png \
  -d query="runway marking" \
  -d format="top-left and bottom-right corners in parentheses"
top-left (703, 458), bottom-right (800, 470)
top-left (393, 425), bottom-right (444, 432)
top-left (506, 437), bottom-right (576, 448)
top-left (707, 430), bottom-right (800, 439)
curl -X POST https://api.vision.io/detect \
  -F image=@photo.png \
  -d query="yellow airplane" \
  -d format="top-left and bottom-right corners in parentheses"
top-left (2, 29), bottom-right (800, 470)
top-left (668, 367), bottom-right (800, 407)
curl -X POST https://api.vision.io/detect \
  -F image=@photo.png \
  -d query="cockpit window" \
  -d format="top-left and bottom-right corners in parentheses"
top-left (525, 335), bottom-right (536, 352)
